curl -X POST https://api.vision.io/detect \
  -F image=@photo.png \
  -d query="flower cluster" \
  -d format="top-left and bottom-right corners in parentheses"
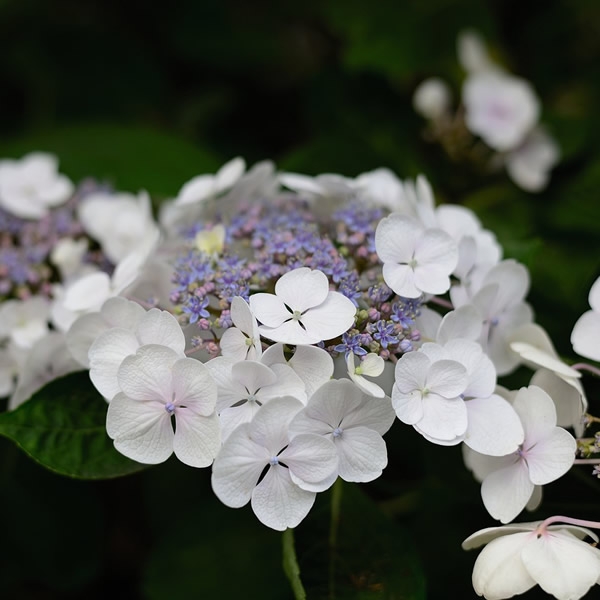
top-left (413, 31), bottom-right (560, 192)
top-left (3, 148), bottom-right (600, 600)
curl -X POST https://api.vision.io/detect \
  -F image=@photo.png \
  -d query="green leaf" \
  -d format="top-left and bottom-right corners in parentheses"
top-left (295, 481), bottom-right (425, 599)
top-left (0, 123), bottom-right (221, 199)
top-left (0, 372), bottom-right (147, 479)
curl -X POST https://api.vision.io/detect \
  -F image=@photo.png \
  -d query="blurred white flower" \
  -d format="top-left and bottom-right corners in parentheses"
top-left (505, 128), bottom-right (560, 192)
top-left (413, 77), bottom-right (452, 120)
top-left (463, 72), bottom-right (540, 152)
top-left (0, 152), bottom-right (74, 219)
top-left (78, 190), bottom-right (159, 263)
top-left (0, 296), bottom-right (50, 350)
top-left (219, 296), bottom-right (262, 362)
top-left (571, 275), bottom-right (600, 361)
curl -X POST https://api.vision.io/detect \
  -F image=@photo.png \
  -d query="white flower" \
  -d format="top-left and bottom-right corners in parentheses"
top-left (107, 345), bottom-right (220, 467)
top-left (174, 157), bottom-right (246, 207)
top-left (278, 172), bottom-right (355, 201)
top-left (509, 323), bottom-right (584, 393)
top-left (392, 348), bottom-right (469, 442)
top-left (0, 348), bottom-right (19, 398)
top-left (88, 307), bottom-right (185, 401)
top-left (78, 190), bottom-right (159, 263)
top-left (211, 396), bottom-right (338, 531)
top-left (463, 521), bottom-right (600, 600)
top-left (375, 214), bottom-right (458, 298)
top-left (413, 77), bottom-right (452, 120)
top-left (457, 30), bottom-right (499, 75)
top-left (249, 267), bottom-right (356, 345)
top-left (9, 331), bottom-right (80, 410)
top-left (219, 296), bottom-right (262, 362)
top-left (452, 260), bottom-right (533, 376)
top-left (0, 296), bottom-right (50, 349)
top-left (289, 379), bottom-right (395, 482)
top-left (346, 352), bottom-right (386, 398)
top-left (261, 342), bottom-right (333, 399)
top-left (50, 237), bottom-right (89, 281)
top-left (0, 152), bottom-right (74, 219)
top-left (464, 386), bottom-right (576, 524)
top-left (505, 128), bottom-right (560, 192)
top-left (51, 230), bottom-right (159, 331)
top-left (463, 72), bottom-right (540, 152)
top-left (66, 297), bottom-right (146, 368)
top-left (571, 276), bottom-right (600, 361)
top-left (530, 369), bottom-right (586, 437)
top-left (206, 357), bottom-right (306, 441)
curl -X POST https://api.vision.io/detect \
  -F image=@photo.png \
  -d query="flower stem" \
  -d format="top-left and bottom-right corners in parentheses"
top-left (282, 528), bottom-right (307, 600)
top-left (539, 515), bottom-right (600, 532)
top-left (572, 362), bottom-right (600, 377)
top-left (329, 478), bottom-right (343, 600)
top-left (573, 458), bottom-right (600, 465)
top-left (428, 296), bottom-right (454, 310)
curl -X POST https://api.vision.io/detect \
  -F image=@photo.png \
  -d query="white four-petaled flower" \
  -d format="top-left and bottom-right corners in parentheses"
top-left (249, 267), bottom-right (356, 345)
top-left (107, 345), bottom-right (220, 467)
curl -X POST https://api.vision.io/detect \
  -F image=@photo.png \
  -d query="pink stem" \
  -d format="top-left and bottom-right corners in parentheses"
top-left (572, 362), bottom-right (600, 377)
top-left (539, 515), bottom-right (600, 532)
top-left (428, 296), bottom-right (454, 310)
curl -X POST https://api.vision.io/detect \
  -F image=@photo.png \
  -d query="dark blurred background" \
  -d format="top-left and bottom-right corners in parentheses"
top-left (1, 0), bottom-right (600, 598)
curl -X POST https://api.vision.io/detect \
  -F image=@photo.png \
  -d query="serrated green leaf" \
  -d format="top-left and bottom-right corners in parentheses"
top-left (0, 372), bottom-right (147, 479)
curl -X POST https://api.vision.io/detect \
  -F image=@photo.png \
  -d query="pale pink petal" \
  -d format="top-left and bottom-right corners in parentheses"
top-left (250, 293), bottom-right (293, 327)
top-left (393, 352), bottom-right (430, 393)
top-left (258, 319), bottom-right (320, 345)
top-left (426, 359), bottom-right (468, 398)
top-left (571, 310), bottom-right (600, 361)
top-left (481, 460), bottom-right (534, 523)
top-left (215, 157), bottom-right (245, 191)
top-left (220, 327), bottom-right (251, 362)
top-left (288, 345), bottom-right (333, 398)
top-left (525, 427), bottom-right (576, 485)
top-left (251, 465), bottom-right (316, 531)
top-left (233, 361), bottom-right (277, 394)
top-left (415, 394), bottom-right (468, 441)
top-left (521, 530), bottom-right (600, 600)
top-left (471, 532), bottom-right (537, 598)
top-left (334, 426), bottom-right (388, 483)
top-left (375, 214), bottom-right (422, 263)
top-left (513, 386), bottom-right (557, 445)
top-left (171, 358), bottom-right (217, 415)
top-left (392, 389), bottom-right (424, 424)
top-left (280, 433), bottom-right (338, 490)
top-left (173, 411), bottom-right (220, 467)
top-left (211, 423), bottom-right (271, 507)
top-left (464, 395), bottom-right (524, 456)
top-left (589, 277), bottom-right (600, 312)
top-left (66, 312), bottom-right (108, 367)
top-left (136, 309), bottom-right (185, 355)
top-left (117, 345), bottom-right (179, 403)
top-left (248, 396), bottom-right (304, 455)
top-left (258, 363), bottom-right (306, 404)
top-left (274, 267), bottom-right (329, 312)
top-left (415, 228), bottom-right (458, 272)
top-left (437, 305), bottom-right (483, 344)
top-left (107, 392), bottom-right (174, 464)
top-left (89, 328), bottom-right (139, 399)
top-left (382, 263), bottom-right (420, 298)
top-left (413, 264), bottom-right (452, 295)
top-left (299, 292), bottom-right (356, 341)
top-left (64, 272), bottom-right (111, 312)
top-left (219, 401), bottom-right (263, 441)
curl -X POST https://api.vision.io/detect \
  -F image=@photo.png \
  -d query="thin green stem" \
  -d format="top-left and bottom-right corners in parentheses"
top-left (329, 478), bottom-right (343, 600)
top-left (282, 528), bottom-right (306, 600)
